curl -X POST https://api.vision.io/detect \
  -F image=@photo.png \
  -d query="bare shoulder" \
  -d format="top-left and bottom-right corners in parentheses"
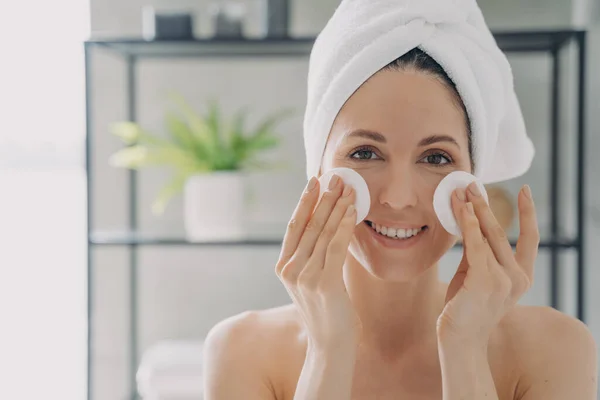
top-left (204, 303), bottom-right (303, 365)
top-left (499, 305), bottom-right (598, 399)
top-left (203, 304), bottom-right (305, 399)
top-left (501, 305), bottom-right (597, 358)
top-left (205, 303), bottom-right (301, 345)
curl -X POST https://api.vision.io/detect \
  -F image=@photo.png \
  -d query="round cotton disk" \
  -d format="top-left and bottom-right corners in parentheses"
top-left (433, 171), bottom-right (489, 236)
top-left (318, 167), bottom-right (370, 225)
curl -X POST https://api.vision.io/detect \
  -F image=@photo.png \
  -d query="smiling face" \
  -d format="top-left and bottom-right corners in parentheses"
top-left (321, 69), bottom-right (472, 281)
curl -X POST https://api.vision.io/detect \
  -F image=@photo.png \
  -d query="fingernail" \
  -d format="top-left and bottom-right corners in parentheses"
top-left (466, 202), bottom-right (474, 215)
top-left (342, 184), bottom-right (352, 197)
top-left (456, 188), bottom-right (466, 202)
top-left (305, 176), bottom-right (317, 192)
top-left (468, 182), bottom-right (481, 197)
top-left (345, 204), bottom-right (355, 217)
top-left (523, 184), bottom-right (532, 199)
top-left (328, 174), bottom-right (340, 190)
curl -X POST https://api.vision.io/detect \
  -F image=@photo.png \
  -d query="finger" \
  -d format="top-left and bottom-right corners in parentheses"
top-left (323, 203), bottom-right (357, 285)
top-left (450, 189), bottom-right (470, 276)
top-left (276, 176), bottom-right (320, 274)
top-left (308, 187), bottom-right (356, 275)
top-left (465, 182), bottom-right (517, 269)
top-left (452, 191), bottom-right (488, 273)
top-left (293, 174), bottom-right (345, 267)
top-left (515, 185), bottom-right (540, 281)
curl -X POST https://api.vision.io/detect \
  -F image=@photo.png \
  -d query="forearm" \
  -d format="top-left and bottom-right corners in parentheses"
top-left (293, 341), bottom-right (356, 400)
top-left (438, 338), bottom-right (499, 400)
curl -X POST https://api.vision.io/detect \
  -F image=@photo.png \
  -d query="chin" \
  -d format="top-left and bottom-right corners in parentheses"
top-left (361, 258), bottom-right (433, 281)
top-left (349, 221), bottom-right (456, 282)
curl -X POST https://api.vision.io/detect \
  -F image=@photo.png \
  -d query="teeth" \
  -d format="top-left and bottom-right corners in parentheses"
top-left (371, 222), bottom-right (423, 239)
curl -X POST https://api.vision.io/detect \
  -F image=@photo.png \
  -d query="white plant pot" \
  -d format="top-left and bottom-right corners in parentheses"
top-left (183, 171), bottom-right (247, 241)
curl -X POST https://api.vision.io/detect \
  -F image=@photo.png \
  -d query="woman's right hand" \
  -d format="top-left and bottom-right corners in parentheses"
top-left (275, 174), bottom-right (361, 352)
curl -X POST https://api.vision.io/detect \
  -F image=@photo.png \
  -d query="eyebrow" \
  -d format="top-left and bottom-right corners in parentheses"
top-left (344, 129), bottom-right (387, 143)
top-left (417, 134), bottom-right (460, 148)
top-left (344, 129), bottom-right (459, 148)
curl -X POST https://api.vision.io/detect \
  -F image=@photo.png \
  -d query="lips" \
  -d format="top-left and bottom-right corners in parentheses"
top-left (365, 220), bottom-right (428, 239)
top-left (363, 220), bottom-right (427, 250)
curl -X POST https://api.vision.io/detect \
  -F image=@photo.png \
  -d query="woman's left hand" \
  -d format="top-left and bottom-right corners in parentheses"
top-left (437, 182), bottom-right (540, 345)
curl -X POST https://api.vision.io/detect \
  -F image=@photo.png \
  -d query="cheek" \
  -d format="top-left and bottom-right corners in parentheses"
top-left (416, 164), bottom-right (449, 185)
top-left (414, 168), bottom-right (443, 201)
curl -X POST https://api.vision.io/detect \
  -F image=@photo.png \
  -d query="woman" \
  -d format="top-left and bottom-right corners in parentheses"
top-left (203, 2), bottom-right (598, 399)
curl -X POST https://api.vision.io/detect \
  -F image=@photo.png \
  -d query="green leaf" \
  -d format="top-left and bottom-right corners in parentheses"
top-left (152, 91), bottom-right (294, 173)
top-left (165, 111), bottom-right (212, 162)
top-left (241, 135), bottom-right (279, 163)
top-left (222, 107), bottom-right (250, 167)
top-left (167, 93), bottom-right (219, 159)
top-left (247, 108), bottom-right (295, 142)
top-left (109, 145), bottom-right (208, 172)
top-left (249, 135), bottom-right (279, 150)
top-left (206, 97), bottom-right (223, 150)
top-left (237, 109), bottom-right (289, 163)
top-left (110, 122), bottom-right (140, 144)
top-left (239, 108), bottom-right (293, 164)
top-left (241, 158), bottom-right (291, 171)
top-left (111, 122), bottom-right (172, 147)
top-left (165, 112), bottom-right (195, 148)
top-left (227, 107), bottom-right (248, 152)
top-left (151, 173), bottom-right (190, 215)
top-left (108, 146), bottom-right (150, 168)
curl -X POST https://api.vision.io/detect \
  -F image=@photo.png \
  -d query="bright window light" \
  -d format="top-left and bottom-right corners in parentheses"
top-left (0, 1), bottom-right (90, 399)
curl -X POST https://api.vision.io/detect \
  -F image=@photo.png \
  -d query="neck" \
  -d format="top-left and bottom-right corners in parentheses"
top-left (344, 255), bottom-right (446, 358)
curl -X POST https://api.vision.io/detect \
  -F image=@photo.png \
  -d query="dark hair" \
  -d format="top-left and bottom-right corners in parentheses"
top-left (382, 47), bottom-right (474, 172)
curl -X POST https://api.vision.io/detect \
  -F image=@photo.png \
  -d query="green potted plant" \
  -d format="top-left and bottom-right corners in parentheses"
top-left (109, 92), bottom-right (294, 241)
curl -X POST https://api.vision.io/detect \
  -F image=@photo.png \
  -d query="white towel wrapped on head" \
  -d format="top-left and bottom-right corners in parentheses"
top-left (303, 0), bottom-right (534, 184)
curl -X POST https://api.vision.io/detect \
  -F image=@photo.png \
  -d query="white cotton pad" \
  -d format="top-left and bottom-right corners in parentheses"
top-left (318, 167), bottom-right (370, 225)
top-left (433, 171), bottom-right (489, 236)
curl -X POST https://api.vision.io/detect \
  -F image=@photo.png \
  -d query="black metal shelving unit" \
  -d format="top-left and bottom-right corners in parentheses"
top-left (84, 30), bottom-right (587, 400)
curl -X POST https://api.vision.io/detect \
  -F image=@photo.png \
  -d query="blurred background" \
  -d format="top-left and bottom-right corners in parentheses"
top-left (0, 0), bottom-right (599, 399)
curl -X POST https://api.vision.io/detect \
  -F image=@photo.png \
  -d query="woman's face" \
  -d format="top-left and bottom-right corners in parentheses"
top-left (321, 69), bottom-right (471, 281)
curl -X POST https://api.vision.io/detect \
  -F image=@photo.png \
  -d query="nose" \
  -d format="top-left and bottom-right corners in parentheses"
top-left (376, 165), bottom-right (419, 210)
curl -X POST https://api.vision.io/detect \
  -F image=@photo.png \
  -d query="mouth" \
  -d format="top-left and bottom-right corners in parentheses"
top-left (363, 220), bottom-right (428, 248)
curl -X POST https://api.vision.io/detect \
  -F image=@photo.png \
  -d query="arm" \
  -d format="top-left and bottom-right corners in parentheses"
top-left (437, 338), bottom-right (499, 400)
top-left (516, 309), bottom-right (598, 400)
top-left (293, 340), bottom-right (357, 400)
top-left (203, 312), bottom-right (276, 400)
top-left (203, 310), bottom-right (358, 400)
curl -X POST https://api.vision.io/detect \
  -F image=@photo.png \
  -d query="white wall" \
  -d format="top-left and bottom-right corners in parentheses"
top-left (88, 1), bottom-right (600, 399)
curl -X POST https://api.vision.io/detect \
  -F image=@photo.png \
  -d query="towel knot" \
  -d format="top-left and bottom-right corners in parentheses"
top-left (395, 0), bottom-right (471, 27)
top-left (341, 0), bottom-right (471, 27)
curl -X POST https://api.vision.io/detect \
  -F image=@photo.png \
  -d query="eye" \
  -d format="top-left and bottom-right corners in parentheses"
top-left (420, 151), bottom-right (452, 166)
top-left (349, 146), bottom-right (380, 161)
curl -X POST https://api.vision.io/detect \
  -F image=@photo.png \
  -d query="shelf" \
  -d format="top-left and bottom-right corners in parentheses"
top-left (84, 29), bottom-right (584, 59)
top-left (492, 29), bottom-right (582, 52)
top-left (89, 231), bottom-right (283, 246)
top-left (84, 36), bottom-right (315, 58)
top-left (90, 231), bottom-right (579, 249)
